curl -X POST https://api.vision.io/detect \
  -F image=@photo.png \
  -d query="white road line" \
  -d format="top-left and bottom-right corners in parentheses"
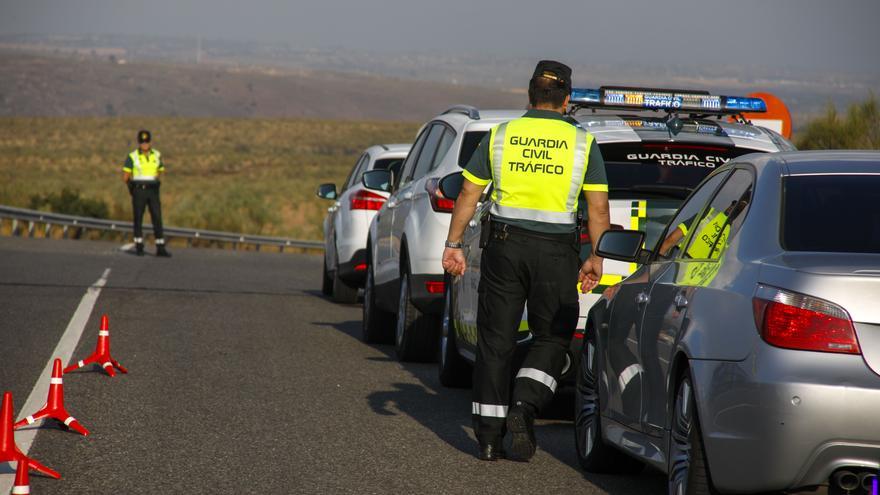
top-left (0, 268), bottom-right (110, 491)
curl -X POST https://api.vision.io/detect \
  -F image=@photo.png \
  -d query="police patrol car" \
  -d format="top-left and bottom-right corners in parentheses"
top-left (438, 86), bottom-right (796, 387)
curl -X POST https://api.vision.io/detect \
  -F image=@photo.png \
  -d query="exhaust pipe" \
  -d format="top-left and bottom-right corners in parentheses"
top-left (833, 470), bottom-right (860, 492)
top-left (860, 472), bottom-right (877, 492)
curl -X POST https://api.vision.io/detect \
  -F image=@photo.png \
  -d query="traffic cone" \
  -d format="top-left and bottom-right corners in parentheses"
top-left (15, 359), bottom-right (89, 436)
top-left (12, 458), bottom-right (30, 495)
top-left (0, 391), bottom-right (61, 479)
top-left (63, 314), bottom-right (128, 377)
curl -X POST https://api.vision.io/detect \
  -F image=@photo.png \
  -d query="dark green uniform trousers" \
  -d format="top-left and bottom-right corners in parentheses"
top-left (472, 222), bottom-right (580, 443)
top-left (131, 181), bottom-right (164, 242)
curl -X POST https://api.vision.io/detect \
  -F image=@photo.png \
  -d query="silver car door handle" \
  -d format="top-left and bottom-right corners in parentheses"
top-left (403, 191), bottom-right (413, 200)
top-left (636, 292), bottom-right (650, 305)
top-left (674, 293), bottom-right (689, 309)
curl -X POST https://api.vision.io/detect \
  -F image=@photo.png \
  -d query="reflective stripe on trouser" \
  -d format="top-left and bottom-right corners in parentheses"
top-left (131, 185), bottom-right (164, 240)
top-left (472, 232), bottom-right (579, 442)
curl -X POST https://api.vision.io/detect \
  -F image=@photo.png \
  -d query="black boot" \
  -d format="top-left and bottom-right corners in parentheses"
top-left (477, 438), bottom-right (504, 461)
top-left (506, 403), bottom-right (536, 462)
top-left (135, 243), bottom-right (145, 256)
top-left (156, 244), bottom-right (171, 258)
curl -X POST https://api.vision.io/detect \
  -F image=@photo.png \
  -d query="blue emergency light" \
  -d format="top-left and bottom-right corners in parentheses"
top-left (570, 86), bottom-right (767, 114)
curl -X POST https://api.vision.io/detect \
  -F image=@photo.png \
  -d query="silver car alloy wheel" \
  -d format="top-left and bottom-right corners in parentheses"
top-left (396, 274), bottom-right (408, 347)
top-left (575, 340), bottom-right (598, 458)
top-left (669, 377), bottom-right (693, 495)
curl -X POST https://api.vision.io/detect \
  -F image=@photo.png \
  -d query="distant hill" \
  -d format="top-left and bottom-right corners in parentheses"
top-left (0, 52), bottom-right (523, 121)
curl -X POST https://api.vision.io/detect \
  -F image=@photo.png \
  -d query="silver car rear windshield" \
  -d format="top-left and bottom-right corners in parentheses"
top-left (782, 174), bottom-right (880, 254)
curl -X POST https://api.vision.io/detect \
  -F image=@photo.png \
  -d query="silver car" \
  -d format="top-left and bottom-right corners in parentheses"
top-left (577, 151), bottom-right (880, 494)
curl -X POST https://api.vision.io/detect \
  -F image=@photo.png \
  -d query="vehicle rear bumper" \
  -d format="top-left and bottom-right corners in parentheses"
top-left (409, 273), bottom-right (445, 315)
top-left (337, 249), bottom-right (367, 285)
top-left (691, 347), bottom-right (880, 493)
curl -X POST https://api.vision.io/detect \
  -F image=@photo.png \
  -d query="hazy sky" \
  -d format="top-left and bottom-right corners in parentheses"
top-left (2, 0), bottom-right (879, 74)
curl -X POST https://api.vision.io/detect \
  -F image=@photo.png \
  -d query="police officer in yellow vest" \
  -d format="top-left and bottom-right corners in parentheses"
top-left (123, 130), bottom-right (170, 257)
top-left (442, 61), bottom-right (610, 461)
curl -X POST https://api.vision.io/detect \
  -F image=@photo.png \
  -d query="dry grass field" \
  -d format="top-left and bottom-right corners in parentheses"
top-left (1, 117), bottom-right (419, 239)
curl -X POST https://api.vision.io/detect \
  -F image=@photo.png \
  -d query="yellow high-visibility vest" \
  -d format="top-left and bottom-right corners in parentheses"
top-left (487, 118), bottom-right (593, 225)
top-left (126, 149), bottom-right (162, 181)
top-left (684, 208), bottom-right (730, 260)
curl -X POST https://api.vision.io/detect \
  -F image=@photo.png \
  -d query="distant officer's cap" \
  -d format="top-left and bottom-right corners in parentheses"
top-left (531, 60), bottom-right (572, 92)
top-left (137, 130), bottom-right (151, 144)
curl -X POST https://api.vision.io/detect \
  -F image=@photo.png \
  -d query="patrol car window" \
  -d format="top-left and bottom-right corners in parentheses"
top-left (429, 127), bottom-right (456, 171)
top-left (411, 124), bottom-right (445, 182)
top-left (398, 127), bottom-right (431, 188)
top-left (681, 169), bottom-right (753, 260)
top-left (599, 143), bottom-right (755, 199)
top-left (655, 171), bottom-right (729, 260)
top-left (458, 131), bottom-right (488, 168)
top-left (782, 174), bottom-right (880, 253)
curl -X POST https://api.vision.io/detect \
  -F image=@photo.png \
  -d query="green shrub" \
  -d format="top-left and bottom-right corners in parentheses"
top-left (29, 188), bottom-right (110, 218)
top-left (796, 95), bottom-right (880, 150)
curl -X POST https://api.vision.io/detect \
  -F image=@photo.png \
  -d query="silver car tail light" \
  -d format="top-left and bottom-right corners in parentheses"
top-left (752, 284), bottom-right (861, 355)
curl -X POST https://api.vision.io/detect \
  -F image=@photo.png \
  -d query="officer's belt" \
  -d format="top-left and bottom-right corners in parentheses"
top-left (131, 181), bottom-right (160, 189)
top-left (490, 220), bottom-right (575, 243)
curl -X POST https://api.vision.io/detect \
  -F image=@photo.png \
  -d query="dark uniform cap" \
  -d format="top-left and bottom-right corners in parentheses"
top-left (531, 60), bottom-right (572, 92)
top-left (137, 130), bottom-right (151, 144)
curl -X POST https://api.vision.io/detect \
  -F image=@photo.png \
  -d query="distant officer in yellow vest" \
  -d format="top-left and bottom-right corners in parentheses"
top-left (442, 60), bottom-right (610, 462)
top-left (123, 130), bottom-right (170, 257)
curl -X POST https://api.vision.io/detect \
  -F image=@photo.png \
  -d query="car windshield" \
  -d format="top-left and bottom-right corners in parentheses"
top-left (783, 174), bottom-right (880, 254)
top-left (599, 142), bottom-right (758, 199)
top-left (458, 131), bottom-right (488, 168)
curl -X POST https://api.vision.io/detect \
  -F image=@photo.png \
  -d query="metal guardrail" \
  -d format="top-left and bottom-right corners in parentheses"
top-left (0, 205), bottom-right (323, 252)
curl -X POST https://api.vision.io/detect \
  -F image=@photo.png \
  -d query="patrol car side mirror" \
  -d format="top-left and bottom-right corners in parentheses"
top-left (362, 170), bottom-right (393, 193)
top-left (316, 183), bottom-right (337, 200)
top-left (438, 172), bottom-right (464, 200)
top-left (595, 230), bottom-right (646, 263)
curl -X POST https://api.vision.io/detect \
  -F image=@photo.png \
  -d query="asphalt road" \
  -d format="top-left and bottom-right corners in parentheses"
top-left (0, 236), bottom-right (666, 494)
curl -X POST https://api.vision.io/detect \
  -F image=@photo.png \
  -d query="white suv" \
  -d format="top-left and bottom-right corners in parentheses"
top-left (361, 106), bottom-right (525, 360)
top-left (317, 144), bottom-right (410, 303)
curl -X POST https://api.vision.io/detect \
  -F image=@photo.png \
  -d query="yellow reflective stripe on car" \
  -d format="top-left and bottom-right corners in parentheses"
top-left (580, 274), bottom-right (626, 294)
top-left (629, 200), bottom-right (647, 273)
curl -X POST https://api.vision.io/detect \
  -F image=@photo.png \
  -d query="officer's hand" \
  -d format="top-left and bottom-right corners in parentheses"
top-left (579, 255), bottom-right (603, 293)
top-left (442, 247), bottom-right (467, 277)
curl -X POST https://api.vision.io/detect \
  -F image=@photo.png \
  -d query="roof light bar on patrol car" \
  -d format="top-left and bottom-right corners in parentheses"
top-left (569, 86), bottom-right (767, 115)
